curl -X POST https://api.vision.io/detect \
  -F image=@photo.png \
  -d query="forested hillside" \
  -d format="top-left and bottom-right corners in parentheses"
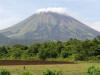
top-left (0, 36), bottom-right (100, 61)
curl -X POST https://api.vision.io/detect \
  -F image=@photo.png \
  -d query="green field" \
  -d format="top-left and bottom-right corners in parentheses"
top-left (0, 63), bottom-right (99, 75)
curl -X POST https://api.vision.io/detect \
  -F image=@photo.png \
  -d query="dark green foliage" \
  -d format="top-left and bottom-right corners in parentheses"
top-left (37, 42), bottom-right (58, 60)
top-left (27, 43), bottom-right (40, 56)
top-left (43, 70), bottom-right (63, 75)
top-left (38, 49), bottom-right (48, 60)
top-left (61, 49), bottom-right (69, 58)
top-left (0, 70), bottom-right (10, 75)
top-left (0, 46), bottom-right (8, 58)
top-left (0, 36), bottom-right (100, 61)
top-left (10, 48), bottom-right (23, 59)
top-left (86, 66), bottom-right (100, 75)
top-left (21, 72), bottom-right (33, 75)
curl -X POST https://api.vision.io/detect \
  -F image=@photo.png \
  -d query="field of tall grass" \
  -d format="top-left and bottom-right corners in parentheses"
top-left (0, 63), bottom-right (100, 75)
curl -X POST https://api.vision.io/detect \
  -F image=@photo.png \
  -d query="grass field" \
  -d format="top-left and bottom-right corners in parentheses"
top-left (0, 63), bottom-right (100, 75)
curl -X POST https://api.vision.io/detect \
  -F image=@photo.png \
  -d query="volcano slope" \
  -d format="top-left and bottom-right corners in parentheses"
top-left (0, 12), bottom-right (99, 45)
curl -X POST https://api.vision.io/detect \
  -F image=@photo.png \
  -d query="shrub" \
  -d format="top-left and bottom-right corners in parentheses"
top-left (0, 69), bottom-right (10, 75)
top-left (61, 50), bottom-right (69, 58)
top-left (96, 55), bottom-right (100, 59)
top-left (86, 66), bottom-right (100, 75)
top-left (21, 71), bottom-right (33, 75)
top-left (43, 69), bottom-right (63, 75)
top-left (38, 49), bottom-right (48, 60)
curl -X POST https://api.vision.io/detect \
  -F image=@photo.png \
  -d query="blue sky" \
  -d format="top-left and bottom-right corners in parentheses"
top-left (0, 0), bottom-right (100, 31)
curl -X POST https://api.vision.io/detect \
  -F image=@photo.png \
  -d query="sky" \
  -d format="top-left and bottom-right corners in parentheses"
top-left (0, 0), bottom-right (100, 31)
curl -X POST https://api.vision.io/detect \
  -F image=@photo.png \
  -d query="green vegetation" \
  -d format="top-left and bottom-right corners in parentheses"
top-left (0, 69), bottom-right (10, 75)
top-left (0, 65), bottom-right (100, 75)
top-left (86, 66), bottom-right (100, 75)
top-left (43, 70), bottom-right (62, 75)
top-left (21, 72), bottom-right (33, 75)
top-left (0, 36), bottom-right (100, 61)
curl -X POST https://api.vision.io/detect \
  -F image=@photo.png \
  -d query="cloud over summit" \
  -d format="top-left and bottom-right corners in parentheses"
top-left (35, 7), bottom-right (68, 15)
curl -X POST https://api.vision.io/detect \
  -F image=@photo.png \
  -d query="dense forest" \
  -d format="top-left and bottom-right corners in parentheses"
top-left (0, 36), bottom-right (100, 61)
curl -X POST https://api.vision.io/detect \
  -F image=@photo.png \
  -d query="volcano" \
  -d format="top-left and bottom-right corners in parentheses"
top-left (0, 12), bottom-right (99, 45)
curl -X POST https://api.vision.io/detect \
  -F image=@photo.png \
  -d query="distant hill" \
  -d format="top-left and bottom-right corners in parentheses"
top-left (0, 12), bottom-right (100, 45)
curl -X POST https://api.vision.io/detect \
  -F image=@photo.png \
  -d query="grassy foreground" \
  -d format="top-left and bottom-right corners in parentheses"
top-left (0, 63), bottom-right (100, 75)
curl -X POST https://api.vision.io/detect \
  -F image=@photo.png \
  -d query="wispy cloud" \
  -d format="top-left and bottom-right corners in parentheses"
top-left (35, 7), bottom-right (68, 15)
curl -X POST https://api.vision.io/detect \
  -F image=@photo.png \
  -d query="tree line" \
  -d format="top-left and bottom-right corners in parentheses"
top-left (0, 36), bottom-right (100, 61)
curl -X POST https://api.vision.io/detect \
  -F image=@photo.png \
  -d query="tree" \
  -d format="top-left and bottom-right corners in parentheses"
top-left (93, 45), bottom-right (100, 56)
top-left (61, 49), bottom-right (69, 58)
top-left (28, 43), bottom-right (40, 56)
top-left (9, 48), bottom-right (23, 59)
top-left (38, 48), bottom-right (48, 60)
top-left (0, 46), bottom-right (8, 58)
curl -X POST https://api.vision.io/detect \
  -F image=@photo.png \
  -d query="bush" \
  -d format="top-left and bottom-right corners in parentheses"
top-left (43, 69), bottom-right (63, 75)
top-left (86, 66), bottom-right (100, 75)
top-left (38, 49), bottom-right (48, 60)
top-left (21, 71), bottom-right (33, 75)
top-left (96, 55), bottom-right (100, 59)
top-left (61, 50), bottom-right (69, 58)
top-left (0, 69), bottom-right (10, 75)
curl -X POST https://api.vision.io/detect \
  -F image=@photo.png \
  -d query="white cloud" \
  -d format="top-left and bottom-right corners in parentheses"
top-left (35, 7), bottom-right (68, 15)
